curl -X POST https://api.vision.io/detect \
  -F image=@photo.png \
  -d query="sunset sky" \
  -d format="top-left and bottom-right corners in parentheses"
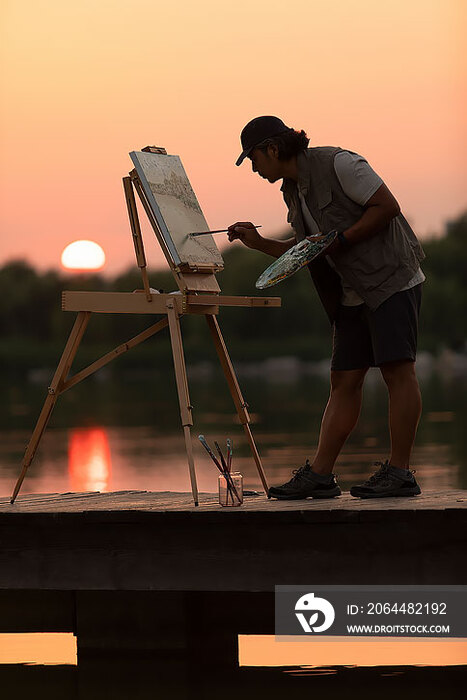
top-left (1, 0), bottom-right (466, 275)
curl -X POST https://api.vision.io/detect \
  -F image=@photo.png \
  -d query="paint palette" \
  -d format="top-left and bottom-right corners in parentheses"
top-left (255, 230), bottom-right (338, 289)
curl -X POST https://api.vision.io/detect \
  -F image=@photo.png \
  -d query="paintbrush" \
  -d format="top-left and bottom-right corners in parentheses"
top-left (226, 438), bottom-right (232, 473)
top-left (198, 434), bottom-right (235, 502)
top-left (214, 441), bottom-right (228, 472)
top-left (219, 439), bottom-right (240, 504)
top-left (226, 439), bottom-right (232, 504)
top-left (214, 440), bottom-right (233, 504)
top-left (199, 435), bottom-right (240, 504)
top-left (189, 226), bottom-right (262, 237)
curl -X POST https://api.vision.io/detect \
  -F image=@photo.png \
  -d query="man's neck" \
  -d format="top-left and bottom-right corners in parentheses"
top-left (279, 155), bottom-right (298, 182)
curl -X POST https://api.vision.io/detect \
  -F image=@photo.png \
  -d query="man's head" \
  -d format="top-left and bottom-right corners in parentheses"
top-left (235, 115), bottom-right (309, 182)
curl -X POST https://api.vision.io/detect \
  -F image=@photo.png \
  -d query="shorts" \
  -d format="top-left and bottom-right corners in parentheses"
top-left (331, 283), bottom-right (423, 371)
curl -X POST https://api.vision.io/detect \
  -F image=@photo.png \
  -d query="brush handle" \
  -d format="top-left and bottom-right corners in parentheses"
top-left (190, 229), bottom-right (229, 237)
top-left (226, 439), bottom-right (232, 473)
top-left (190, 226), bottom-right (262, 237)
top-left (214, 440), bottom-right (233, 501)
top-left (214, 441), bottom-right (228, 472)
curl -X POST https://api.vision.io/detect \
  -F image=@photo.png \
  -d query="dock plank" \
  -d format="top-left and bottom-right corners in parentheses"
top-left (0, 489), bottom-right (465, 513)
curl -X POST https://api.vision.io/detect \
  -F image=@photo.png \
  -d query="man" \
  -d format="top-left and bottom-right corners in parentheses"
top-left (229, 115), bottom-right (425, 500)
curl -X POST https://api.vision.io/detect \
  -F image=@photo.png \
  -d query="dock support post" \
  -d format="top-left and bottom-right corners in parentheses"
top-left (74, 591), bottom-right (274, 669)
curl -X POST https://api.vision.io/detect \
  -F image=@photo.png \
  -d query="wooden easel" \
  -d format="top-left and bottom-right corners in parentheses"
top-left (10, 146), bottom-right (281, 506)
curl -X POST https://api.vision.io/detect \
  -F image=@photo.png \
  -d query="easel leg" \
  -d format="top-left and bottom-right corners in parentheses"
top-left (10, 311), bottom-right (91, 504)
top-left (205, 315), bottom-right (270, 495)
top-left (166, 301), bottom-right (199, 507)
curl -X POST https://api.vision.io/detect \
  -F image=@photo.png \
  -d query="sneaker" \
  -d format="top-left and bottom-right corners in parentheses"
top-left (350, 460), bottom-right (421, 499)
top-left (268, 459), bottom-right (341, 500)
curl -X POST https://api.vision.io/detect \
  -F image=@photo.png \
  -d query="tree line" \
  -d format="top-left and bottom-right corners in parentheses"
top-left (0, 210), bottom-right (466, 373)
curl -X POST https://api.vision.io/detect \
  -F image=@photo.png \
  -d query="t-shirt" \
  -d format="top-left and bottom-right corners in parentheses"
top-left (297, 150), bottom-right (425, 306)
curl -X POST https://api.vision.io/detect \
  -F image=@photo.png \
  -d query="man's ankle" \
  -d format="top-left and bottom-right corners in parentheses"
top-left (388, 461), bottom-right (410, 471)
top-left (309, 463), bottom-right (334, 478)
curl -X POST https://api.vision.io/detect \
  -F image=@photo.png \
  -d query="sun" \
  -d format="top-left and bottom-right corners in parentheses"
top-left (61, 240), bottom-right (106, 271)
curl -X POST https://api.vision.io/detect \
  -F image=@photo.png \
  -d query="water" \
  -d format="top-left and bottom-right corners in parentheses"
top-left (1, 368), bottom-right (465, 497)
top-left (0, 659), bottom-right (466, 699)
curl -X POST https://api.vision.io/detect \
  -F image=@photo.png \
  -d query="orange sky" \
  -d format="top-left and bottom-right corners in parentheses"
top-left (0, 633), bottom-right (466, 667)
top-left (1, 0), bottom-right (466, 275)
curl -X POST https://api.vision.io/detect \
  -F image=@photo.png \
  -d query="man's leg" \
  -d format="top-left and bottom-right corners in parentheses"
top-left (311, 367), bottom-right (369, 475)
top-left (379, 359), bottom-right (422, 468)
top-left (268, 301), bottom-right (372, 499)
top-left (268, 367), bottom-right (368, 499)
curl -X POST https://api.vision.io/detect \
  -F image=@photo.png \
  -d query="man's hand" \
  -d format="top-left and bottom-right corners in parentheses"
top-left (306, 231), bottom-right (347, 260)
top-left (227, 222), bottom-right (262, 250)
top-left (305, 232), bottom-right (340, 259)
top-left (228, 222), bottom-right (296, 258)
top-left (305, 232), bottom-right (326, 242)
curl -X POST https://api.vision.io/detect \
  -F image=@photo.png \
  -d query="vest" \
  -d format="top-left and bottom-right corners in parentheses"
top-left (281, 147), bottom-right (425, 323)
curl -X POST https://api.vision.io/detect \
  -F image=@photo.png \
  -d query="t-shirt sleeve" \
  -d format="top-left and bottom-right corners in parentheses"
top-left (333, 150), bottom-right (383, 206)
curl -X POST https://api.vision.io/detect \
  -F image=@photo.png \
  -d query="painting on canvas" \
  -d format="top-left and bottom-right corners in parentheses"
top-left (130, 151), bottom-right (224, 268)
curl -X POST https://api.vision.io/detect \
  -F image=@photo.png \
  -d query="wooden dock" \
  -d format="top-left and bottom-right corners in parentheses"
top-left (1, 489), bottom-right (466, 664)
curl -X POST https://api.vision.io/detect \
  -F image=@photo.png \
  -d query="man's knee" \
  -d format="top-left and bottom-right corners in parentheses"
top-left (330, 367), bottom-right (368, 394)
top-left (380, 359), bottom-right (417, 386)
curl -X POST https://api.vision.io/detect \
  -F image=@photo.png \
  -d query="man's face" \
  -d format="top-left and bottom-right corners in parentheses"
top-left (249, 146), bottom-right (282, 183)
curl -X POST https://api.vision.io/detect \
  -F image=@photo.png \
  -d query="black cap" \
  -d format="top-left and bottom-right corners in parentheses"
top-left (235, 116), bottom-right (292, 166)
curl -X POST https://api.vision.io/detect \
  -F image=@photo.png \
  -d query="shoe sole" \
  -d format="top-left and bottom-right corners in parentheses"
top-left (350, 486), bottom-right (421, 499)
top-left (269, 487), bottom-right (342, 501)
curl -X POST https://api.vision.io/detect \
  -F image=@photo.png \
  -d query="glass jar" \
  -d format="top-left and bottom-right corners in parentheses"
top-left (218, 471), bottom-right (243, 507)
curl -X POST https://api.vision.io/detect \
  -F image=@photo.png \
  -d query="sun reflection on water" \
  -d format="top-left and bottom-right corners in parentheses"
top-left (68, 427), bottom-right (112, 492)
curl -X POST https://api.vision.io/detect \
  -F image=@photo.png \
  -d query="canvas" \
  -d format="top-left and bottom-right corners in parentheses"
top-left (130, 150), bottom-right (224, 269)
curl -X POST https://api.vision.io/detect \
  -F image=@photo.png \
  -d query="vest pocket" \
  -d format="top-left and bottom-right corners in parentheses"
top-left (317, 188), bottom-right (332, 210)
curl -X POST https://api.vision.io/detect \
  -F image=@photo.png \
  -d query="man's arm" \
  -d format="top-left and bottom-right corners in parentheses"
top-left (341, 183), bottom-right (401, 246)
top-left (257, 236), bottom-right (296, 258)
